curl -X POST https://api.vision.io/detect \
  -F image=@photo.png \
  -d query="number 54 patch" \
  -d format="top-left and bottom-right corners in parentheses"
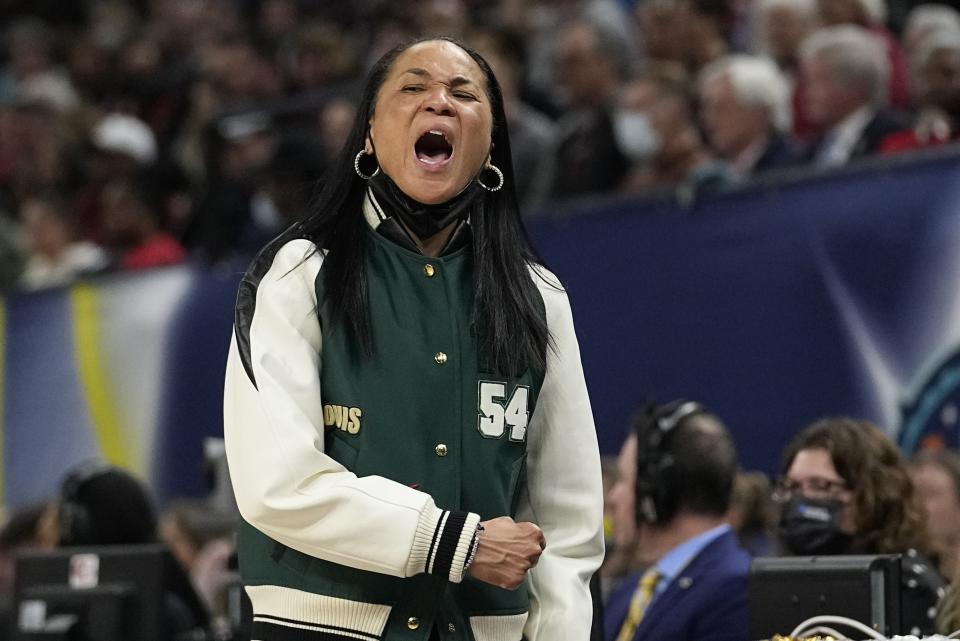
top-left (477, 381), bottom-right (529, 442)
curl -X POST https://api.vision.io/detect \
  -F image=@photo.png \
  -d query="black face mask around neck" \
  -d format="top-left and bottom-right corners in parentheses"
top-left (778, 495), bottom-right (853, 556)
top-left (368, 172), bottom-right (484, 240)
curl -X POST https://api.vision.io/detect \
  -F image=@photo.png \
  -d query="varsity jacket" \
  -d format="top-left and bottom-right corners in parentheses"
top-left (223, 193), bottom-right (604, 641)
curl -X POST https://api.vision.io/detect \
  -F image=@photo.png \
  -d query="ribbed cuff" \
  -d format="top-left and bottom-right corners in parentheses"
top-left (446, 513), bottom-right (481, 584)
top-left (404, 502), bottom-right (480, 583)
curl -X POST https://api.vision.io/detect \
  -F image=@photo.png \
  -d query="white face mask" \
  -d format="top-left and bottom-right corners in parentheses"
top-left (612, 110), bottom-right (662, 162)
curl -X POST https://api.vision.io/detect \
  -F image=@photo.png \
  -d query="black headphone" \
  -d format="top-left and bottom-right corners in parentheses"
top-left (634, 399), bottom-right (707, 525)
top-left (58, 459), bottom-right (114, 546)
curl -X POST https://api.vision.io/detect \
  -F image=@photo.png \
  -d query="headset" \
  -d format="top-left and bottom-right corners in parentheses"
top-left (634, 399), bottom-right (707, 525)
top-left (58, 459), bottom-right (114, 546)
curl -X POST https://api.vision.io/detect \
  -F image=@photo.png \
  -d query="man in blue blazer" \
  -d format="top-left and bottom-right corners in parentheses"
top-left (604, 400), bottom-right (751, 641)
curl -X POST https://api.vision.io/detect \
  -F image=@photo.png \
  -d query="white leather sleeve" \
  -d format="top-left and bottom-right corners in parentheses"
top-left (520, 266), bottom-right (605, 641)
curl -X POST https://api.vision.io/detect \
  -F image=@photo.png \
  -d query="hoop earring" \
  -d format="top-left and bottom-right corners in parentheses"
top-left (354, 150), bottom-right (380, 179)
top-left (477, 164), bottom-right (504, 192)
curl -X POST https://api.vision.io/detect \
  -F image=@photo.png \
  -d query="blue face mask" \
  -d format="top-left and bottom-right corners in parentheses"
top-left (612, 110), bottom-right (661, 162)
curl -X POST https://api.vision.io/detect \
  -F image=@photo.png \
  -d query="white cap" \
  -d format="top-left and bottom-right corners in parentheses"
top-left (16, 72), bottom-right (80, 113)
top-left (91, 113), bottom-right (157, 166)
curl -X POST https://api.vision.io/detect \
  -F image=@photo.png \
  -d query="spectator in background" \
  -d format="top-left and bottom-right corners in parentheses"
top-left (160, 499), bottom-right (237, 620)
top-left (255, 0), bottom-right (301, 56)
top-left (602, 431), bottom-right (647, 595)
top-left (752, 0), bottom-right (819, 139)
top-left (726, 471), bottom-right (775, 557)
top-left (799, 26), bottom-right (908, 168)
top-left (115, 30), bottom-right (187, 147)
top-left (675, 0), bottom-right (735, 74)
top-left (910, 449), bottom-right (960, 580)
top-left (75, 112), bottom-right (157, 244)
top-left (499, 0), bottom-right (640, 120)
top-left (185, 112), bottom-right (276, 262)
top-left (37, 462), bottom-right (157, 548)
top-left (902, 4), bottom-right (960, 58)
top-left (754, 0), bottom-right (818, 74)
top-left (815, 0), bottom-right (912, 109)
top-left (0, 18), bottom-right (61, 101)
top-left (170, 70), bottom-right (225, 189)
top-left (101, 178), bottom-right (185, 270)
top-left (881, 29), bottom-right (960, 153)
top-left (283, 21), bottom-right (359, 98)
top-left (19, 193), bottom-right (107, 290)
top-left (35, 461), bottom-right (210, 639)
top-left (611, 74), bottom-right (666, 190)
top-left (0, 214), bottom-right (25, 290)
top-left (551, 19), bottom-right (631, 200)
top-left (417, 0), bottom-right (470, 39)
top-left (618, 69), bottom-right (727, 195)
top-left (14, 71), bottom-right (80, 117)
top-left (939, 576), bottom-right (960, 634)
top-left (699, 54), bottom-right (800, 181)
top-left (635, 0), bottom-right (686, 66)
top-left (777, 417), bottom-right (945, 635)
top-left (318, 96), bottom-right (358, 164)
top-left (363, 6), bottom-right (421, 73)
top-left (243, 135), bottom-right (329, 253)
top-left (470, 25), bottom-right (558, 214)
top-left (0, 502), bottom-right (48, 636)
top-left (605, 400), bottom-right (750, 641)
top-left (197, 34), bottom-right (284, 107)
top-left (0, 103), bottom-right (16, 207)
top-left (3, 99), bottom-right (76, 215)
top-left (65, 33), bottom-right (112, 106)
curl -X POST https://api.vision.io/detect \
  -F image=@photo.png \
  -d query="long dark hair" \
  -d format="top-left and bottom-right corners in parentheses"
top-left (270, 37), bottom-right (549, 375)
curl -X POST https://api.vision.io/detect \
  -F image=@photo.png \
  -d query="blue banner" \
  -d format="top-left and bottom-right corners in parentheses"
top-left (528, 149), bottom-right (960, 471)
top-left (8, 149), bottom-right (960, 508)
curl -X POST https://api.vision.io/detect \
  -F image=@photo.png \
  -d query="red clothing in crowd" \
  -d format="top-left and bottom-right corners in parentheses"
top-left (872, 25), bottom-right (911, 111)
top-left (879, 128), bottom-right (959, 154)
top-left (120, 233), bottom-right (186, 270)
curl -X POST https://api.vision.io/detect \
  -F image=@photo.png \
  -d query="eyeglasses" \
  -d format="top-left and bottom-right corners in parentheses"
top-left (772, 476), bottom-right (849, 503)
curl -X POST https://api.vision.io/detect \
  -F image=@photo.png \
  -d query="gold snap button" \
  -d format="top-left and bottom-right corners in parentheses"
top-left (435, 443), bottom-right (448, 457)
top-left (407, 617), bottom-right (420, 630)
top-left (424, 264), bottom-right (435, 277)
top-left (434, 351), bottom-right (447, 365)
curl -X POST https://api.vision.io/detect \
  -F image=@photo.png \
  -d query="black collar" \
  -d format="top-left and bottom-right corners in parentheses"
top-left (365, 188), bottom-right (472, 256)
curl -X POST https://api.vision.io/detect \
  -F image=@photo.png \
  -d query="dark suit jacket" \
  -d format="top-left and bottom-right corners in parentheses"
top-left (803, 110), bottom-right (911, 165)
top-left (752, 133), bottom-right (802, 175)
top-left (604, 529), bottom-right (751, 641)
top-left (552, 108), bottom-right (631, 199)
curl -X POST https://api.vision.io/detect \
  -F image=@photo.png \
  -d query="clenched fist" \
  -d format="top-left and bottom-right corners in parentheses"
top-left (467, 516), bottom-right (546, 590)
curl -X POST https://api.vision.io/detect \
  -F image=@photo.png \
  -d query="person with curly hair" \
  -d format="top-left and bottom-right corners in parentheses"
top-left (776, 417), bottom-right (946, 635)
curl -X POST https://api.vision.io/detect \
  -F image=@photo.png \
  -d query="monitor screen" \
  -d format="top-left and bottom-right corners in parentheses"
top-left (12, 543), bottom-right (200, 641)
top-left (748, 554), bottom-right (902, 640)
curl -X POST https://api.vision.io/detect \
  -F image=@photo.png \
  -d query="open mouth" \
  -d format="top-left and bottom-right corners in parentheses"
top-left (415, 130), bottom-right (453, 165)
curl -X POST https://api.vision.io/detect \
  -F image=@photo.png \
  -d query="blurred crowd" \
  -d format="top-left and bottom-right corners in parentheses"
top-left (0, 454), bottom-right (242, 639)
top-left (0, 0), bottom-right (957, 291)
top-left (598, 406), bottom-right (960, 640)
top-left (7, 1), bottom-right (960, 639)
top-left (5, 409), bottom-right (960, 639)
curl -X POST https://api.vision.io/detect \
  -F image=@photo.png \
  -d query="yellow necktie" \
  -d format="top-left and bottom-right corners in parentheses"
top-left (615, 568), bottom-right (662, 641)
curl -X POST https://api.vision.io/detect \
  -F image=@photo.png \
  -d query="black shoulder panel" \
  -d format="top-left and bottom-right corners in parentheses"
top-left (233, 247), bottom-right (279, 389)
